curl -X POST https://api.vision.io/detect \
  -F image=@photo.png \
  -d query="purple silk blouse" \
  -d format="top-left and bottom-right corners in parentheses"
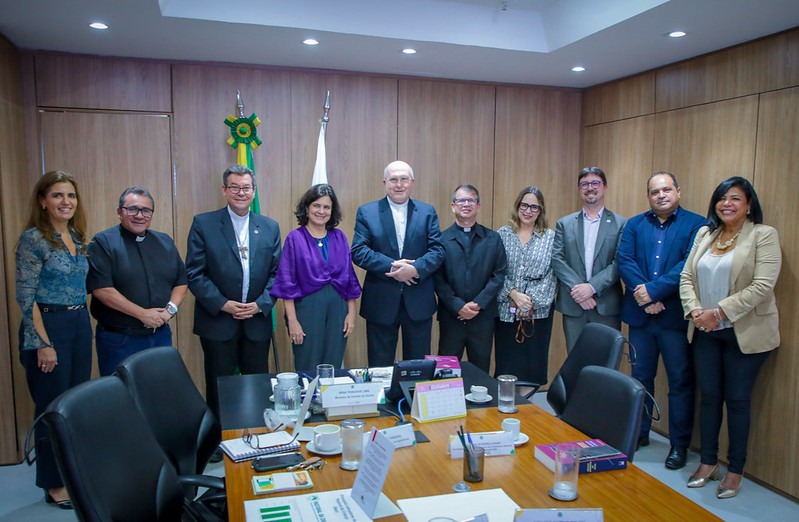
top-left (270, 227), bottom-right (362, 300)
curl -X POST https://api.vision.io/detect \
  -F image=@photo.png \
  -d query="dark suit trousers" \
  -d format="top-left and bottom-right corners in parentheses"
top-left (494, 311), bottom-right (554, 384)
top-left (366, 296), bottom-right (431, 366)
top-left (438, 312), bottom-right (495, 373)
top-left (200, 321), bottom-right (271, 418)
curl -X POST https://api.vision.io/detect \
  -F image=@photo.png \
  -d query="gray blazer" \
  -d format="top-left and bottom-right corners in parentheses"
top-left (551, 208), bottom-right (627, 317)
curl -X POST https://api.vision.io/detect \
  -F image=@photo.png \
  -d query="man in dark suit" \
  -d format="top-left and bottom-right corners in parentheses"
top-left (551, 166), bottom-right (627, 351)
top-left (617, 171), bottom-right (705, 470)
top-left (351, 160), bottom-right (445, 366)
top-left (186, 164), bottom-right (281, 419)
top-left (434, 184), bottom-right (506, 372)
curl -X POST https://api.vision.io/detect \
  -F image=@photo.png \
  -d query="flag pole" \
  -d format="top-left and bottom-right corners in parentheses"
top-left (311, 91), bottom-right (330, 186)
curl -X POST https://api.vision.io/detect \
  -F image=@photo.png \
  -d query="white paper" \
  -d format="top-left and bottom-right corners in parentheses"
top-left (373, 423), bottom-right (416, 448)
top-left (244, 488), bottom-right (400, 521)
top-left (398, 489), bottom-right (520, 522)
top-left (322, 382), bottom-right (384, 407)
top-left (351, 428), bottom-right (395, 518)
top-left (449, 430), bottom-right (516, 458)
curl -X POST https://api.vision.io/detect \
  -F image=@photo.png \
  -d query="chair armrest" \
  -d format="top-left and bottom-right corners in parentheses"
top-left (178, 474), bottom-right (226, 492)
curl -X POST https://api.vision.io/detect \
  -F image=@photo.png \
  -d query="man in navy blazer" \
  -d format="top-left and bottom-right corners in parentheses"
top-left (617, 171), bottom-right (705, 470)
top-left (186, 165), bottom-right (281, 419)
top-left (351, 160), bottom-right (445, 366)
top-left (552, 167), bottom-right (627, 351)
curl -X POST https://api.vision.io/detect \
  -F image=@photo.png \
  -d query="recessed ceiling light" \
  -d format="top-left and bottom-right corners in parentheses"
top-left (89, 22), bottom-right (108, 30)
top-left (668, 31), bottom-right (687, 38)
top-left (571, 66), bottom-right (586, 72)
top-left (303, 39), bottom-right (319, 46)
top-left (402, 48), bottom-right (417, 55)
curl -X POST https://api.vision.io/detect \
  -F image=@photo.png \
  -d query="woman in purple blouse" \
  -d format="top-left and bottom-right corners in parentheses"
top-left (271, 184), bottom-right (362, 370)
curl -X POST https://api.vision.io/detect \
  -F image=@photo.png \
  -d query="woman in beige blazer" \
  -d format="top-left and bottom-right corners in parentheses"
top-left (679, 176), bottom-right (781, 499)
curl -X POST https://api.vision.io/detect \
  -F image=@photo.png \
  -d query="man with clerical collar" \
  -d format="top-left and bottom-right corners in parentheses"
top-left (434, 184), bottom-right (507, 372)
top-left (617, 171), bottom-right (705, 469)
top-left (87, 186), bottom-right (187, 376)
top-left (351, 160), bottom-right (444, 366)
top-left (186, 164), bottom-right (281, 420)
top-left (551, 166), bottom-right (627, 351)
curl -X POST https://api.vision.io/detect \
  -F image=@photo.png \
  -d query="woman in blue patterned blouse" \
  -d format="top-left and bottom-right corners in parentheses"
top-left (495, 187), bottom-right (557, 384)
top-left (15, 171), bottom-right (92, 510)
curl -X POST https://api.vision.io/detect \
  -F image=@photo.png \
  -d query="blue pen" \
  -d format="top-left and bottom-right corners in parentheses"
top-left (466, 431), bottom-right (475, 450)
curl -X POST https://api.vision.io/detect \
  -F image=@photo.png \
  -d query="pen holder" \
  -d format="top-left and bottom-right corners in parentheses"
top-left (463, 446), bottom-right (485, 483)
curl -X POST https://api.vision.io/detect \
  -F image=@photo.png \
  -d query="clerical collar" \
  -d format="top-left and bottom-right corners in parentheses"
top-left (227, 206), bottom-right (250, 224)
top-left (456, 223), bottom-right (477, 233)
top-left (119, 224), bottom-right (147, 242)
top-left (386, 197), bottom-right (409, 211)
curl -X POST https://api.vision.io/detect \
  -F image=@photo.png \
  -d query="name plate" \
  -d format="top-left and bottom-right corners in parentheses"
top-left (410, 378), bottom-right (467, 423)
top-left (321, 382), bottom-right (384, 408)
top-left (514, 508), bottom-right (604, 521)
top-left (371, 423), bottom-right (416, 448)
top-left (448, 430), bottom-right (515, 458)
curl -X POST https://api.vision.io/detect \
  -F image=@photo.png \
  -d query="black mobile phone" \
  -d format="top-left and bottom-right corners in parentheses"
top-left (251, 452), bottom-right (305, 472)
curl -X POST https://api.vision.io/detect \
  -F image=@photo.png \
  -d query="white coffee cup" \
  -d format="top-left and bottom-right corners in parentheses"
top-left (470, 385), bottom-right (488, 401)
top-left (502, 418), bottom-right (521, 441)
top-left (313, 424), bottom-right (341, 451)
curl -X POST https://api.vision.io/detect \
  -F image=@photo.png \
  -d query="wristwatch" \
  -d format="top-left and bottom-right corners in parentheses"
top-left (166, 301), bottom-right (178, 316)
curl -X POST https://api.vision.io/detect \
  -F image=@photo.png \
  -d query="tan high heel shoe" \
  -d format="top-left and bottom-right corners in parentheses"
top-left (716, 473), bottom-right (743, 499)
top-left (687, 464), bottom-right (720, 488)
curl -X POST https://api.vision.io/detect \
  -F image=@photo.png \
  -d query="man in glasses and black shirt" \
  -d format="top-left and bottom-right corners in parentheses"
top-left (87, 186), bottom-right (188, 375)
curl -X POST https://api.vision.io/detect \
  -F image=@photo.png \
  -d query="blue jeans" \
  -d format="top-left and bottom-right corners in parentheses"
top-left (629, 319), bottom-right (694, 447)
top-left (96, 324), bottom-right (173, 376)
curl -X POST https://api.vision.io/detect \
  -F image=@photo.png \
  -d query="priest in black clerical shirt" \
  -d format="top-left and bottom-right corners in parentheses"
top-left (433, 184), bottom-right (507, 372)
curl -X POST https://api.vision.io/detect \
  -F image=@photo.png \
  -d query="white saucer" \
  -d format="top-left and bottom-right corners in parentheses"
top-left (513, 433), bottom-right (530, 446)
top-left (306, 441), bottom-right (342, 456)
top-left (465, 393), bottom-right (492, 404)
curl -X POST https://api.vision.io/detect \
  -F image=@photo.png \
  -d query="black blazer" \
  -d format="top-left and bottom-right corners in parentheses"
top-left (186, 207), bottom-right (281, 341)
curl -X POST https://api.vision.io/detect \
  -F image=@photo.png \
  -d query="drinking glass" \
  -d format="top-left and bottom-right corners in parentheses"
top-left (339, 419), bottom-right (365, 470)
top-left (497, 374), bottom-right (518, 413)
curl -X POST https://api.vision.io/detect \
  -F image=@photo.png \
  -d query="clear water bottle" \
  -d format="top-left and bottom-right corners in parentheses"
top-left (274, 372), bottom-right (301, 418)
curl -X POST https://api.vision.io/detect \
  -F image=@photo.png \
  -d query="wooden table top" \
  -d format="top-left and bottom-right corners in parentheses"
top-left (223, 404), bottom-right (720, 521)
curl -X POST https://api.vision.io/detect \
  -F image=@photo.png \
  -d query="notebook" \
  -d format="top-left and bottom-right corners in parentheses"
top-left (220, 430), bottom-right (300, 462)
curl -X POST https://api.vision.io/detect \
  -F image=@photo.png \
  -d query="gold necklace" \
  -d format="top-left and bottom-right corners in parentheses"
top-left (716, 230), bottom-right (740, 250)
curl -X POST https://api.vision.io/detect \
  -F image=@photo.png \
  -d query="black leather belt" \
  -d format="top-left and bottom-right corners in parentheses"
top-left (38, 303), bottom-right (86, 313)
top-left (99, 324), bottom-right (166, 336)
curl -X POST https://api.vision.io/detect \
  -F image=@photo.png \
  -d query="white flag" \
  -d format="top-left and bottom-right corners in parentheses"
top-left (311, 121), bottom-right (328, 186)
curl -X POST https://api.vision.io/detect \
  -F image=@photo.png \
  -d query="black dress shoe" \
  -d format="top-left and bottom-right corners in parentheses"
top-left (209, 448), bottom-right (224, 463)
top-left (665, 446), bottom-right (687, 470)
top-left (45, 491), bottom-right (74, 510)
top-left (637, 435), bottom-right (650, 450)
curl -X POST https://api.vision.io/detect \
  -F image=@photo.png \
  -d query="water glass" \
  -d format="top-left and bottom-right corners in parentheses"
top-left (316, 363), bottom-right (335, 386)
top-left (339, 419), bottom-right (365, 470)
top-left (497, 374), bottom-right (518, 413)
top-left (550, 443), bottom-right (580, 501)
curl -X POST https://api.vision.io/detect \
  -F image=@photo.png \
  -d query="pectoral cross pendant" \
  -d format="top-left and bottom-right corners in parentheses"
top-left (238, 246), bottom-right (248, 260)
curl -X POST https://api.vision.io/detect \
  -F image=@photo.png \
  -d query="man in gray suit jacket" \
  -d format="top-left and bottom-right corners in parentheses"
top-left (351, 160), bottom-right (444, 366)
top-left (551, 167), bottom-right (627, 351)
top-left (186, 165), bottom-right (281, 419)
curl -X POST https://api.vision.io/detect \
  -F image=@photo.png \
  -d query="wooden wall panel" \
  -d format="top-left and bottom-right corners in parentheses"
top-left (494, 86), bottom-right (583, 376)
top-left (656, 28), bottom-right (799, 112)
top-left (652, 96), bottom-right (759, 216)
top-left (0, 35), bottom-right (26, 463)
top-left (749, 86), bottom-right (799, 494)
top-left (171, 64), bottom-right (293, 381)
top-left (583, 72), bottom-right (655, 126)
top-left (35, 54), bottom-right (171, 112)
top-left (397, 79), bottom-right (496, 359)
top-left (289, 73), bottom-right (398, 369)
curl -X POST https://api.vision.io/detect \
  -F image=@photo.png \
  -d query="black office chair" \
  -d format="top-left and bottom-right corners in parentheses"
top-left (559, 365), bottom-right (646, 462)
top-left (42, 376), bottom-right (225, 522)
top-left (517, 323), bottom-right (626, 416)
top-left (114, 346), bottom-right (224, 510)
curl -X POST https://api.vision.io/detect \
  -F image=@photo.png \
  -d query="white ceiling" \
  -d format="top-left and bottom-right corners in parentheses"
top-left (1, 0), bottom-right (798, 88)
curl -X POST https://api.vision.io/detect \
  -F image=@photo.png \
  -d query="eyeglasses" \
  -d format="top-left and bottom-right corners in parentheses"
top-left (578, 180), bottom-right (603, 189)
top-left (242, 428), bottom-right (299, 449)
top-left (120, 206), bottom-right (154, 219)
top-left (226, 185), bottom-right (254, 195)
top-left (518, 203), bottom-right (542, 213)
top-left (453, 198), bottom-right (478, 206)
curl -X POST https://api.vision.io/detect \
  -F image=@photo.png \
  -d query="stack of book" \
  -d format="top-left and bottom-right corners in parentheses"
top-left (534, 438), bottom-right (627, 474)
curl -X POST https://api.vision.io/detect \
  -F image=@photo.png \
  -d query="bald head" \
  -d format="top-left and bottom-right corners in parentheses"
top-left (383, 160), bottom-right (415, 204)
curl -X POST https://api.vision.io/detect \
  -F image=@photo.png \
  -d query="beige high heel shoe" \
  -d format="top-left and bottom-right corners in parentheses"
top-left (687, 464), bottom-right (720, 488)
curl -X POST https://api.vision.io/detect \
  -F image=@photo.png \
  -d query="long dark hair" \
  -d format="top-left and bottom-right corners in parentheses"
top-left (24, 170), bottom-right (88, 248)
top-left (294, 184), bottom-right (342, 230)
top-left (706, 176), bottom-right (763, 232)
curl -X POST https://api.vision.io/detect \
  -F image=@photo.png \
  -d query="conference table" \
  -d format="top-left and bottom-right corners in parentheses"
top-left (220, 370), bottom-right (720, 521)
